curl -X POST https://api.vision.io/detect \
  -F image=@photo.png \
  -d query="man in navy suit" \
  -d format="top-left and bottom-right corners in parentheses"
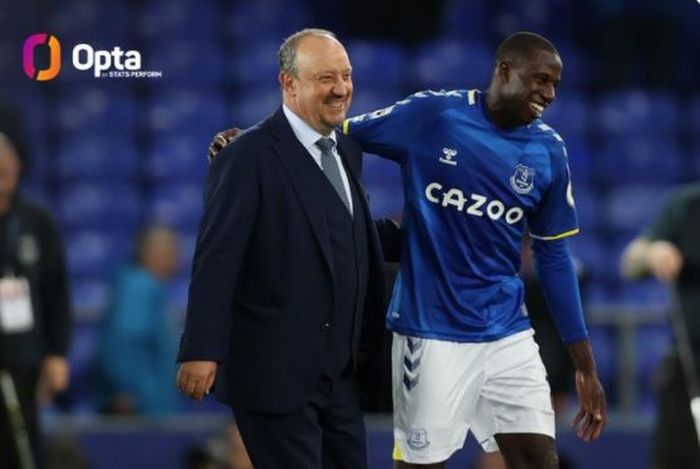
top-left (176, 29), bottom-right (389, 468)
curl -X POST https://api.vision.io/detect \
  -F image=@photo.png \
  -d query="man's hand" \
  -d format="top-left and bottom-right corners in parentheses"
top-left (571, 369), bottom-right (607, 442)
top-left (176, 360), bottom-right (218, 401)
top-left (208, 128), bottom-right (241, 162)
top-left (647, 240), bottom-right (683, 283)
top-left (37, 355), bottom-right (70, 404)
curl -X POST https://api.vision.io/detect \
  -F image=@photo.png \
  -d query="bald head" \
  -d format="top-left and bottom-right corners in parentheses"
top-left (278, 28), bottom-right (339, 77)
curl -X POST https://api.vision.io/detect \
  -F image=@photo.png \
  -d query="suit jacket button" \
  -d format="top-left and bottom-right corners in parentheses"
top-left (322, 322), bottom-right (331, 330)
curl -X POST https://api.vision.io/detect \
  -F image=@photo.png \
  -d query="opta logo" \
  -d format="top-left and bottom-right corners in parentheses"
top-left (22, 33), bottom-right (162, 80)
top-left (23, 33), bottom-right (61, 81)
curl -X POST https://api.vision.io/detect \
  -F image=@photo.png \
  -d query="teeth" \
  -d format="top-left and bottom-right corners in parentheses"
top-left (530, 102), bottom-right (544, 113)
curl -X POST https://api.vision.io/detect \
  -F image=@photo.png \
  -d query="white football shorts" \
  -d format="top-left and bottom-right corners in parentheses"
top-left (391, 329), bottom-right (555, 464)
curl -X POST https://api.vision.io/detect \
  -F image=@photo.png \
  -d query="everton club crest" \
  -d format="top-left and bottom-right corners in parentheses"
top-left (510, 164), bottom-right (535, 194)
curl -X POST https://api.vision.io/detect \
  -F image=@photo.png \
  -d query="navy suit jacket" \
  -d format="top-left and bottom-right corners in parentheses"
top-left (178, 108), bottom-right (388, 413)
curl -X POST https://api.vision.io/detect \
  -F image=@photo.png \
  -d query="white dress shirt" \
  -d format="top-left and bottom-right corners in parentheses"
top-left (282, 105), bottom-right (354, 214)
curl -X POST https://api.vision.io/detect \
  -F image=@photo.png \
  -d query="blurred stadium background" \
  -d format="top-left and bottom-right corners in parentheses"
top-left (2, 0), bottom-right (700, 467)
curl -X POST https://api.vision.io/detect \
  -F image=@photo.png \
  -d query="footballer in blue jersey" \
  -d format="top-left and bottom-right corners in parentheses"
top-left (344, 87), bottom-right (579, 344)
top-left (342, 32), bottom-right (606, 468)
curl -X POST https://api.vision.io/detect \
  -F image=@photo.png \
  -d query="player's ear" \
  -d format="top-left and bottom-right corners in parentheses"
top-left (279, 71), bottom-right (296, 94)
top-left (496, 59), bottom-right (512, 83)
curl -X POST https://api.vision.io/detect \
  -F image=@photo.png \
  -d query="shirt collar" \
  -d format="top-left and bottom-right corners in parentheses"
top-left (282, 105), bottom-right (337, 152)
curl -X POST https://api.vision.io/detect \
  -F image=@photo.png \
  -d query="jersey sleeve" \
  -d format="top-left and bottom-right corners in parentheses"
top-left (528, 139), bottom-right (579, 241)
top-left (342, 90), bottom-right (458, 164)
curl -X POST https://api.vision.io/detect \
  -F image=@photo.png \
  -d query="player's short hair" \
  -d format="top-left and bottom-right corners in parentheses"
top-left (495, 31), bottom-right (559, 65)
top-left (278, 28), bottom-right (337, 77)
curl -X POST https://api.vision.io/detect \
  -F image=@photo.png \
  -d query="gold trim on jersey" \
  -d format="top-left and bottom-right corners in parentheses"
top-left (529, 228), bottom-right (580, 241)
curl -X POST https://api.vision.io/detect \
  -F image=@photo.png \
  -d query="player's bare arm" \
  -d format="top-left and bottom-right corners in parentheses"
top-left (568, 340), bottom-right (607, 442)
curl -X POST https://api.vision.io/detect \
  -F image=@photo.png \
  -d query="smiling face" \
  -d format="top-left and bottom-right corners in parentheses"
top-left (491, 48), bottom-right (562, 127)
top-left (280, 34), bottom-right (353, 135)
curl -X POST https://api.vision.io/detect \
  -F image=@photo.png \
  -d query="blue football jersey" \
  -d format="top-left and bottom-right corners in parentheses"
top-left (344, 89), bottom-right (579, 342)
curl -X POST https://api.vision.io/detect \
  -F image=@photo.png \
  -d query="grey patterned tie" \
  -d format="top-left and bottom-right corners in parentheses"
top-left (316, 137), bottom-right (351, 213)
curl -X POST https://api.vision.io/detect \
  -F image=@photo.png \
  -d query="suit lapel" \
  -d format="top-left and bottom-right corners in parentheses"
top-left (269, 109), bottom-right (335, 278)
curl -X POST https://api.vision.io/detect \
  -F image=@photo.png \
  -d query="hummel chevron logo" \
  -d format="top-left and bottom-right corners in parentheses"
top-left (403, 354), bottom-right (421, 372)
top-left (439, 147), bottom-right (458, 166)
top-left (403, 373), bottom-right (420, 391)
top-left (403, 337), bottom-right (424, 391)
top-left (407, 337), bottom-right (424, 354)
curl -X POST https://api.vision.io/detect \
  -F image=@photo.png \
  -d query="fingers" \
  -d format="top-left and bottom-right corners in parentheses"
top-left (572, 401), bottom-right (607, 442)
top-left (176, 362), bottom-right (217, 401)
top-left (208, 128), bottom-right (241, 161)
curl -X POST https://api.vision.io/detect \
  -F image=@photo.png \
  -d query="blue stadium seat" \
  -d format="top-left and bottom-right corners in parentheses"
top-left (569, 184), bottom-right (599, 232)
top-left (48, 0), bottom-right (128, 41)
top-left (227, 40), bottom-right (281, 87)
top-left (20, 183), bottom-right (51, 210)
top-left (441, 0), bottom-right (488, 41)
top-left (71, 279), bottom-right (109, 314)
top-left (613, 280), bottom-right (673, 309)
top-left (588, 324), bottom-right (617, 400)
top-left (174, 231), bottom-right (197, 278)
top-left (58, 183), bottom-right (143, 230)
top-left (145, 38), bottom-right (225, 84)
top-left (137, 0), bottom-right (217, 39)
top-left (66, 320), bottom-right (101, 413)
top-left (568, 232), bottom-right (605, 279)
top-left (56, 85), bottom-right (136, 131)
top-left (636, 324), bottom-right (671, 375)
top-left (146, 183), bottom-right (203, 230)
top-left (583, 279), bottom-right (614, 306)
top-left (350, 88), bottom-right (405, 116)
top-left (553, 45), bottom-right (592, 89)
top-left (542, 92), bottom-right (589, 139)
top-left (22, 134), bottom-right (52, 186)
top-left (0, 3), bottom-right (40, 36)
top-left (602, 185), bottom-right (674, 235)
top-left (595, 90), bottom-right (678, 137)
top-left (169, 276), bottom-right (191, 312)
top-left (145, 88), bottom-right (226, 136)
top-left (410, 40), bottom-right (493, 89)
top-left (566, 138), bottom-right (595, 186)
top-left (230, 86), bottom-right (281, 127)
top-left (144, 132), bottom-right (208, 183)
top-left (57, 133), bottom-right (137, 181)
top-left (3, 89), bottom-right (47, 134)
top-left (635, 324), bottom-right (671, 411)
top-left (596, 137), bottom-right (683, 185)
top-left (345, 41), bottom-right (405, 87)
top-left (65, 230), bottom-right (132, 279)
top-left (363, 152), bottom-right (403, 218)
top-left (225, 0), bottom-right (310, 41)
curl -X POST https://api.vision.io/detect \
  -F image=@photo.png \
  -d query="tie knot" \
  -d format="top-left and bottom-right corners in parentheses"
top-left (316, 137), bottom-right (335, 153)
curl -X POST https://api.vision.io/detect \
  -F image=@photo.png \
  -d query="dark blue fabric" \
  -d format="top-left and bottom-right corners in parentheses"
top-left (533, 238), bottom-right (589, 344)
